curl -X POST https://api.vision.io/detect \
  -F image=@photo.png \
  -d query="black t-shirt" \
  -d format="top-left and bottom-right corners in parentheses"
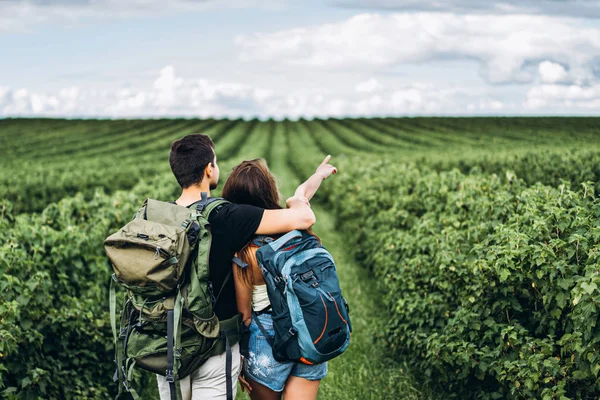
top-left (205, 200), bottom-right (264, 320)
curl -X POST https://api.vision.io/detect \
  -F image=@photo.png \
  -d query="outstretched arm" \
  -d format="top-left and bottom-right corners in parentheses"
top-left (254, 156), bottom-right (337, 235)
top-left (293, 155), bottom-right (337, 202)
top-left (255, 201), bottom-right (315, 234)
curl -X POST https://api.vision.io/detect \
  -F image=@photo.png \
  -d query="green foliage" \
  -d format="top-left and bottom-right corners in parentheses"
top-left (429, 149), bottom-right (600, 190)
top-left (327, 155), bottom-right (600, 399)
top-left (0, 118), bottom-right (238, 214)
top-left (0, 175), bottom-right (180, 399)
top-left (2, 118), bottom-right (600, 399)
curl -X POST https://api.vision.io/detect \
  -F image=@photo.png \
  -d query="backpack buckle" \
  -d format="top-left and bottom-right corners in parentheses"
top-left (165, 369), bottom-right (174, 383)
top-left (300, 270), bottom-right (314, 282)
top-left (121, 367), bottom-right (131, 390)
top-left (208, 281), bottom-right (216, 305)
top-left (275, 275), bottom-right (287, 292)
top-left (119, 327), bottom-right (128, 338)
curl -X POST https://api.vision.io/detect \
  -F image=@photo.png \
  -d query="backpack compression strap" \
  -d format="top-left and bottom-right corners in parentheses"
top-left (213, 266), bottom-right (235, 400)
top-left (218, 313), bottom-right (245, 400)
top-left (166, 310), bottom-right (177, 400)
top-left (252, 311), bottom-right (297, 356)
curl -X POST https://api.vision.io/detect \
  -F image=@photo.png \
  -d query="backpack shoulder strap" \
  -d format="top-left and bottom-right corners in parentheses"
top-left (268, 230), bottom-right (303, 252)
top-left (252, 310), bottom-right (274, 347)
top-left (203, 198), bottom-right (229, 217)
top-left (232, 236), bottom-right (273, 269)
top-left (186, 192), bottom-right (229, 217)
top-left (251, 235), bottom-right (274, 247)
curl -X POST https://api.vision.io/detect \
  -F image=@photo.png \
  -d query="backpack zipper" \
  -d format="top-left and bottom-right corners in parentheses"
top-left (280, 248), bottom-right (335, 277)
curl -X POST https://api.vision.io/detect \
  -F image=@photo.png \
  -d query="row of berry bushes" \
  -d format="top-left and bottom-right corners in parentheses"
top-left (0, 157), bottom-right (172, 215)
top-left (326, 154), bottom-right (600, 399)
top-left (428, 149), bottom-right (600, 190)
top-left (0, 173), bottom-right (180, 399)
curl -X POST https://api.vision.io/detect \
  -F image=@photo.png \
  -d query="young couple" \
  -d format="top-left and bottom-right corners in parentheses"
top-left (156, 133), bottom-right (337, 400)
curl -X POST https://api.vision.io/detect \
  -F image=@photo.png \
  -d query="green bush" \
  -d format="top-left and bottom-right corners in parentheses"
top-left (328, 157), bottom-right (600, 399)
top-left (430, 150), bottom-right (600, 190)
top-left (0, 175), bottom-right (178, 399)
top-left (0, 158), bottom-right (171, 214)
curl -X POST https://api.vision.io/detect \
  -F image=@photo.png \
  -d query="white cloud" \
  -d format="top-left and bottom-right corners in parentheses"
top-left (153, 66), bottom-right (182, 92)
top-left (1, 65), bottom-right (599, 118)
top-left (538, 61), bottom-right (570, 84)
top-left (355, 78), bottom-right (381, 93)
top-left (390, 84), bottom-right (446, 112)
top-left (524, 83), bottom-right (600, 110)
top-left (0, 66), bottom-right (273, 117)
top-left (0, 0), bottom-right (283, 32)
top-left (0, 66), bottom-right (485, 117)
top-left (332, 0), bottom-right (600, 19)
top-left (236, 13), bottom-right (600, 85)
top-left (153, 66), bottom-right (183, 108)
top-left (268, 83), bottom-right (466, 117)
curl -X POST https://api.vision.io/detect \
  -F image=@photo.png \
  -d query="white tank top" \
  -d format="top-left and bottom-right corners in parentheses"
top-left (252, 284), bottom-right (271, 312)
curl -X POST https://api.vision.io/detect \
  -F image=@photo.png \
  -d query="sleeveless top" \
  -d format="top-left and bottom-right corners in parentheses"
top-left (232, 235), bottom-right (278, 313)
top-left (252, 284), bottom-right (271, 312)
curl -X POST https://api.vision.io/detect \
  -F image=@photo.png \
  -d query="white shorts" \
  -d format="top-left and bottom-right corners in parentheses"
top-left (156, 343), bottom-right (241, 400)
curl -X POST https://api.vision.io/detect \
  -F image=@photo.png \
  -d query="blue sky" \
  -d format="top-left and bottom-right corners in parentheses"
top-left (1, 0), bottom-right (599, 118)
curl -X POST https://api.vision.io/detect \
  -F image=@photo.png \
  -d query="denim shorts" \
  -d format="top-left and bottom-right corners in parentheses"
top-left (244, 313), bottom-right (328, 392)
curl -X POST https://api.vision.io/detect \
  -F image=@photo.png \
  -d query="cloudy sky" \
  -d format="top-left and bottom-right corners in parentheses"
top-left (1, 0), bottom-right (599, 118)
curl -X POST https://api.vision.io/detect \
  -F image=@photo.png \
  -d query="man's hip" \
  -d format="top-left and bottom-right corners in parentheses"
top-left (157, 343), bottom-right (241, 400)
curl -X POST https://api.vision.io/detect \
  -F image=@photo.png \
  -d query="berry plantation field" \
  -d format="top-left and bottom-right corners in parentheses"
top-left (1, 117), bottom-right (600, 399)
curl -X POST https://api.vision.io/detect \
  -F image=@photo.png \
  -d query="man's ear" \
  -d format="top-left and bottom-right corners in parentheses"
top-left (205, 163), bottom-right (213, 178)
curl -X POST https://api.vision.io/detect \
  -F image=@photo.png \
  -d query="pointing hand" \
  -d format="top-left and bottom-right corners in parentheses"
top-left (316, 155), bottom-right (338, 180)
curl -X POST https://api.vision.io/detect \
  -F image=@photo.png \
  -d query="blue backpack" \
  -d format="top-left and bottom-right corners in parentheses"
top-left (243, 230), bottom-right (352, 364)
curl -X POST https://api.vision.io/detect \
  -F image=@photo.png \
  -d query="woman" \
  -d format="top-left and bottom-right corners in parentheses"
top-left (221, 156), bottom-right (337, 400)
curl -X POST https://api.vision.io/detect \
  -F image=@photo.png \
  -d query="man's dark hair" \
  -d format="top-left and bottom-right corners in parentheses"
top-left (169, 134), bottom-right (215, 189)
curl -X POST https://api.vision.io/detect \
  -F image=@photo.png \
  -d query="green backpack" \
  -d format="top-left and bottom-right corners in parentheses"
top-left (104, 193), bottom-right (243, 400)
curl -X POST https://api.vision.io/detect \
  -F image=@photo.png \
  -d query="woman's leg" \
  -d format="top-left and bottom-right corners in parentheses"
top-left (247, 376), bottom-right (282, 400)
top-left (282, 376), bottom-right (321, 400)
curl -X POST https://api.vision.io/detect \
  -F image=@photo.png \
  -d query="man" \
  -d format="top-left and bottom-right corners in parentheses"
top-left (156, 133), bottom-right (322, 399)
